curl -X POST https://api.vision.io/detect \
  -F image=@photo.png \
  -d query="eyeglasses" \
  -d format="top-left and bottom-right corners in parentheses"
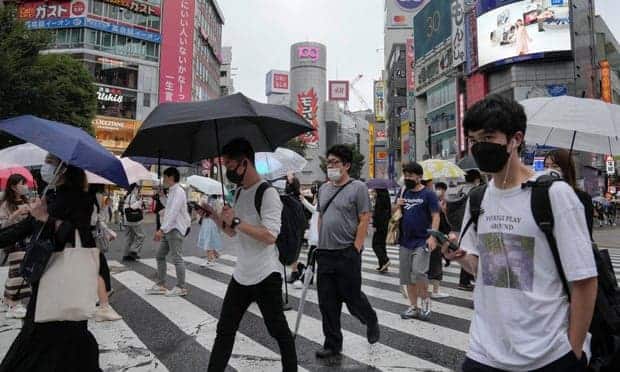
top-left (326, 159), bottom-right (342, 166)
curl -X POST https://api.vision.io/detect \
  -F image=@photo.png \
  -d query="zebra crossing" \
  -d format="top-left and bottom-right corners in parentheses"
top-left (1, 246), bottom-right (619, 371)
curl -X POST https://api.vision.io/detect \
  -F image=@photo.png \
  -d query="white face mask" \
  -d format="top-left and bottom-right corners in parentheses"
top-left (327, 168), bottom-right (341, 182)
top-left (17, 184), bottom-right (29, 195)
top-left (40, 163), bottom-right (57, 184)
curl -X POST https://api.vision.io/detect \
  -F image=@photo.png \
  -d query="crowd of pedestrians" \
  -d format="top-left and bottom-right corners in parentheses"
top-left (1, 95), bottom-right (618, 372)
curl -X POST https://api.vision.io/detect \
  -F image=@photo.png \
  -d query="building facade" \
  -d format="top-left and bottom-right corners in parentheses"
top-left (219, 46), bottom-right (233, 96)
top-left (16, 0), bottom-right (223, 154)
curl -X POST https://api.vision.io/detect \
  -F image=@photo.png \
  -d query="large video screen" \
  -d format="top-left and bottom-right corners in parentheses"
top-left (477, 0), bottom-right (571, 68)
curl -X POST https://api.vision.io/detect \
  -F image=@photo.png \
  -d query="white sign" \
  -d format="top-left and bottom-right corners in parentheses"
top-left (451, 0), bottom-right (465, 67)
top-left (328, 81), bottom-right (349, 101)
top-left (97, 87), bottom-right (123, 103)
top-left (607, 156), bottom-right (615, 175)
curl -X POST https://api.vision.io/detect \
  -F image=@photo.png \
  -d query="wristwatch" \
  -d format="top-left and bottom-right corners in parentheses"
top-left (231, 217), bottom-right (241, 229)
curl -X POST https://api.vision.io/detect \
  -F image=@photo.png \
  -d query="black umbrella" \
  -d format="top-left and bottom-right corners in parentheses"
top-left (123, 93), bottom-right (313, 195)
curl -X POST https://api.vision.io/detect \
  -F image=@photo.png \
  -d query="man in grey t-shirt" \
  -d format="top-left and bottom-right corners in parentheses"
top-left (315, 145), bottom-right (380, 359)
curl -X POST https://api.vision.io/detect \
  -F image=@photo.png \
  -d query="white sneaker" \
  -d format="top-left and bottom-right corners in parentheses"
top-left (145, 284), bottom-right (168, 295)
top-left (293, 280), bottom-right (303, 289)
top-left (165, 287), bottom-right (188, 297)
top-left (95, 304), bottom-right (122, 322)
top-left (6, 303), bottom-right (27, 319)
top-left (430, 291), bottom-right (449, 299)
top-left (0, 298), bottom-right (8, 313)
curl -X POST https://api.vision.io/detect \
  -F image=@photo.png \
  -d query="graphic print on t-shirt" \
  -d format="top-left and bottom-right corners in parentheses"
top-left (403, 197), bottom-right (424, 210)
top-left (478, 232), bottom-right (535, 291)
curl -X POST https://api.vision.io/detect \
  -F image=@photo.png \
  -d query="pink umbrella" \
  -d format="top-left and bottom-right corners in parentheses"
top-left (0, 164), bottom-right (36, 190)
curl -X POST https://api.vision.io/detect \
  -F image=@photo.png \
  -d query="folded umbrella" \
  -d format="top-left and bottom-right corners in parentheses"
top-left (123, 92), bottom-right (312, 195)
top-left (0, 116), bottom-right (129, 188)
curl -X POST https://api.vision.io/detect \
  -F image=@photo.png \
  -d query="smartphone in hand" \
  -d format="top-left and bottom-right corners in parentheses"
top-left (427, 229), bottom-right (459, 251)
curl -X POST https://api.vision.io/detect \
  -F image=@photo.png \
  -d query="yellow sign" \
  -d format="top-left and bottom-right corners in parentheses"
top-left (601, 60), bottom-right (612, 103)
top-left (93, 116), bottom-right (140, 154)
top-left (374, 81), bottom-right (385, 122)
top-left (401, 121), bottom-right (410, 161)
top-left (368, 123), bottom-right (375, 178)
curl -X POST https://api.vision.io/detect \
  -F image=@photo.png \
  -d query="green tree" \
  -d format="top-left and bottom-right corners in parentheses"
top-left (282, 137), bottom-right (308, 157)
top-left (0, 6), bottom-right (96, 146)
top-left (320, 144), bottom-right (366, 180)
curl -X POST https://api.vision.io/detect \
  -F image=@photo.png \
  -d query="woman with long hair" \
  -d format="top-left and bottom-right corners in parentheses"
top-left (0, 156), bottom-right (102, 371)
top-left (122, 183), bottom-right (145, 261)
top-left (0, 174), bottom-right (32, 319)
top-left (544, 149), bottom-right (594, 238)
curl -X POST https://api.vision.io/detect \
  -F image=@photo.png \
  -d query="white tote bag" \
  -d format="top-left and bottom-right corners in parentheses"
top-left (35, 231), bottom-right (100, 323)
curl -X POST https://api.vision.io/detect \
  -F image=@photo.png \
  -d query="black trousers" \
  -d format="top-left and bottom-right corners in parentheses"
top-left (316, 247), bottom-right (378, 351)
top-left (371, 227), bottom-right (389, 267)
top-left (428, 247), bottom-right (443, 281)
top-left (207, 273), bottom-right (297, 372)
top-left (99, 252), bottom-right (111, 292)
top-left (459, 267), bottom-right (474, 287)
top-left (463, 351), bottom-right (587, 372)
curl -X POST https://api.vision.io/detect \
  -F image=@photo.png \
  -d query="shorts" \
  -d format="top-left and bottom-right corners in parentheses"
top-left (399, 246), bottom-right (430, 285)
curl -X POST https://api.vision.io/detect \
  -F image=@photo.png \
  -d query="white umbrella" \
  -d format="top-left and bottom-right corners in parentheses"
top-left (521, 96), bottom-right (620, 155)
top-left (187, 175), bottom-right (228, 195)
top-left (86, 158), bottom-right (153, 185)
top-left (255, 147), bottom-right (307, 180)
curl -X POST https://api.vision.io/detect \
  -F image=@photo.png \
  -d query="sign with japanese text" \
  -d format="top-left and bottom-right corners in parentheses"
top-left (368, 123), bottom-right (375, 178)
top-left (451, 0), bottom-right (465, 67)
top-left (464, 8), bottom-right (478, 74)
top-left (296, 88), bottom-right (319, 145)
top-left (101, 0), bottom-right (161, 17)
top-left (24, 17), bottom-right (161, 43)
top-left (414, 45), bottom-right (453, 94)
top-left (406, 38), bottom-right (416, 91)
top-left (265, 70), bottom-right (289, 95)
top-left (375, 129), bottom-right (387, 142)
top-left (374, 81), bottom-right (385, 122)
top-left (159, 0), bottom-right (195, 103)
top-left (401, 121), bottom-right (411, 161)
top-left (328, 81), bottom-right (349, 101)
top-left (18, 0), bottom-right (86, 20)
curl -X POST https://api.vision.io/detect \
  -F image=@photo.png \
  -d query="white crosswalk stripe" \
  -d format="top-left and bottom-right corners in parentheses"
top-left (1, 249), bottom-right (619, 371)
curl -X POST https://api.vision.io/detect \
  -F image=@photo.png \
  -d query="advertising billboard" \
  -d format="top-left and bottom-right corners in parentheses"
top-left (401, 121), bottom-right (411, 160)
top-left (413, 0), bottom-right (453, 59)
top-left (93, 116), bottom-right (140, 153)
top-left (451, 0), bottom-right (466, 67)
top-left (368, 123), bottom-right (375, 178)
top-left (296, 88), bottom-right (319, 145)
top-left (159, 0), bottom-right (195, 103)
top-left (18, 0), bottom-right (87, 20)
top-left (406, 38), bottom-right (416, 91)
top-left (266, 70), bottom-right (289, 95)
top-left (328, 81), bottom-right (349, 101)
top-left (374, 81), bottom-right (385, 122)
top-left (476, 0), bottom-right (571, 68)
top-left (386, 0), bottom-right (427, 28)
top-left (601, 60), bottom-right (612, 103)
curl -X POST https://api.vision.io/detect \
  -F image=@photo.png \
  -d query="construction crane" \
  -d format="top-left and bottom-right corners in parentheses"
top-left (350, 74), bottom-right (371, 111)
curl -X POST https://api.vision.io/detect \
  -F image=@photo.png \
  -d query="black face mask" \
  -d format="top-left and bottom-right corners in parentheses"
top-left (226, 162), bottom-right (246, 186)
top-left (471, 142), bottom-right (510, 173)
top-left (404, 179), bottom-right (418, 190)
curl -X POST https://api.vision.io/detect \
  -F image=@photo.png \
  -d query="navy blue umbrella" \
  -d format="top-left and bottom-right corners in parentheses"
top-left (0, 115), bottom-right (129, 188)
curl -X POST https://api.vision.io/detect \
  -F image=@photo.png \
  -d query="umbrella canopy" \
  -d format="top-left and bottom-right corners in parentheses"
top-left (0, 164), bottom-right (35, 189)
top-left (0, 116), bottom-right (129, 188)
top-left (123, 92), bottom-right (313, 162)
top-left (87, 157), bottom-right (154, 185)
top-left (187, 175), bottom-right (228, 195)
top-left (128, 156), bottom-right (192, 167)
top-left (366, 178), bottom-right (400, 190)
top-left (521, 96), bottom-right (620, 155)
top-left (255, 147), bottom-right (308, 180)
top-left (420, 159), bottom-right (466, 180)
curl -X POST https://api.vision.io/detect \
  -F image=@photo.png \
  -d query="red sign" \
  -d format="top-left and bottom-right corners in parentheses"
top-left (406, 38), bottom-right (415, 91)
top-left (296, 88), bottom-right (319, 145)
top-left (466, 72), bottom-right (488, 109)
top-left (375, 129), bottom-right (387, 142)
top-left (18, 0), bottom-right (86, 20)
top-left (273, 73), bottom-right (289, 90)
top-left (329, 81), bottom-right (349, 101)
top-left (159, 0), bottom-right (195, 103)
top-left (101, 0), bottom-right (161, 17)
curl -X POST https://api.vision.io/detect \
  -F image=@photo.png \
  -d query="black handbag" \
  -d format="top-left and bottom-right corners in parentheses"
top-left (20, 238), bottom-right (55, 284)
top-left (124, 207), bottom-right (143, 222)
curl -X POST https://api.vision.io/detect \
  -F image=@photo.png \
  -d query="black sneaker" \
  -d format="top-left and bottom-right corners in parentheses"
top-left (376, 260), bottom-right (390, 273)
top-left (130, 251), bottom-right (140, 260)
top-left (315, 348), bottom-right (341, 359)
top-left (287, 270), bottom-right (301, 284)
top-left (122, 255), bottom-right (136, 262)
top-left (367, 322), bottom-right (380, 344)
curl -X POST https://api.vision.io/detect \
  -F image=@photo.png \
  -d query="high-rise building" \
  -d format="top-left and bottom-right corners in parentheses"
top-left (290, 42), bottom-right (327, 184)
top-left (265, 69), bottom-right (290, 105)
top-left (15, 0), bottom-right (223, 154)
top-left (219, 46), bottom-right (234, 96)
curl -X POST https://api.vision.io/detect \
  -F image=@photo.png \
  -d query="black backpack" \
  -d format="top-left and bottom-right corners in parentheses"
top-left (235, 182), bottom-right (306, 266)
top-left (463, 175), bottom-right (620, 372)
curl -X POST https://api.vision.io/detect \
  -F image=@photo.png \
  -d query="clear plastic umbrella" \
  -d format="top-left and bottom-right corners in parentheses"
top-left (255, 148), bottom-right (307, 180)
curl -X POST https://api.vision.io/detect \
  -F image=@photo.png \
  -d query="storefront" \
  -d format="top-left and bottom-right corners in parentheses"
top-left (92, 115), bottom-right (140, 154)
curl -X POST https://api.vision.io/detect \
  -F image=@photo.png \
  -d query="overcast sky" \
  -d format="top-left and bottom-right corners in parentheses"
top-left (219, 0), bottom-right (619, 112)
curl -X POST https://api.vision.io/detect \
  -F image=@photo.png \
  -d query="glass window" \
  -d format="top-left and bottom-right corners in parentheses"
top-left (71, 29), bottom-right (82, 44)
top-left (149, 15), bottom-right (160, 30)
top-left (92, 0), bottom-right (103, 15)
top-left (102, 32), bottom-right (113, 48)
top-left (143, 93), bottom-right (151, 107)
top-left (136, 14), bottom-right (148, 28)
top-left (96, 87), bottom-right (137, 119)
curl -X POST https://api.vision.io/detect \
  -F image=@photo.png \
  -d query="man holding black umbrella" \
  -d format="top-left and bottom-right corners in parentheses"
top-left (205, 138), bottom-right (297, 372)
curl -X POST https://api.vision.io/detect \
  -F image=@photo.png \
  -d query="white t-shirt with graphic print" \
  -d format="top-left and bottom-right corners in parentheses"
top-left (459, 173), bottom-right (597, 371)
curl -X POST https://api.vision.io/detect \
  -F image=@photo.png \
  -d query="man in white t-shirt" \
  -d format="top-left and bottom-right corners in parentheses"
top-left (205, 138), bottom-right (297, 372)
top-left (443, 95), bottom-right (597, 371)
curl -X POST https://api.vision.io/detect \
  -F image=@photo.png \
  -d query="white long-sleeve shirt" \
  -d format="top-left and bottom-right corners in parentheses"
top-left (161, 183), bottom-right (191, 235)
top-left (126, 191), bottom-right (143, 226)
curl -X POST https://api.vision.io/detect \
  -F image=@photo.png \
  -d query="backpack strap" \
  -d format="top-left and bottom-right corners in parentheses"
top-left (459, 184), bottom-right (487, 246)
top-left (320, 180), bottom-right (354, 215)
top-left (253, 182), bottom-right (271, 219)
top-left (528, 175), bottom-right (572, 301)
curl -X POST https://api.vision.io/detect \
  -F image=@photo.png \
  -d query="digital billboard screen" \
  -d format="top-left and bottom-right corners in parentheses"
top-left (476, 0), bottom-right (571, 68)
